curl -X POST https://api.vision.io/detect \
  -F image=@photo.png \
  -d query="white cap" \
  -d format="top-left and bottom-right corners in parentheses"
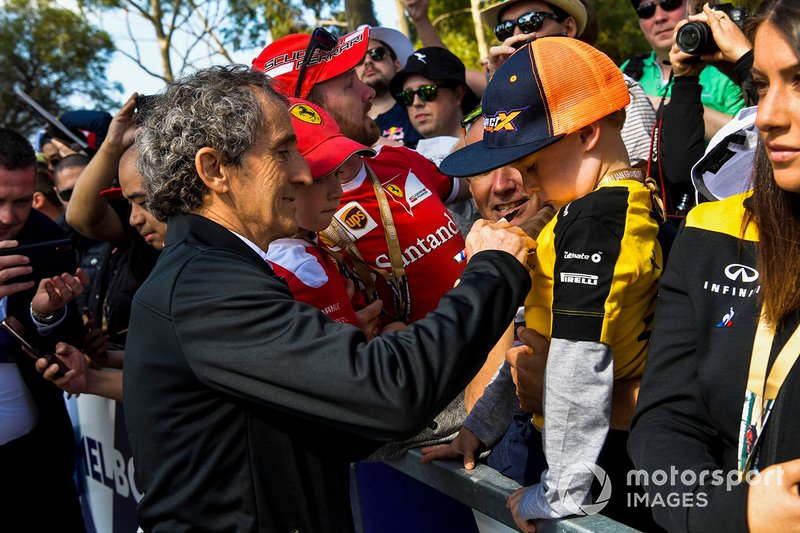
top-left (691, 106), bottom-right (757, 202)
top-left (358, 25), bottom-right (415, 68)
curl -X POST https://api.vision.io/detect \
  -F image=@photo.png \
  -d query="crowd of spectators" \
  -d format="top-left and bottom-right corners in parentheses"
top-left (1, 0), bottom-right (799, 532)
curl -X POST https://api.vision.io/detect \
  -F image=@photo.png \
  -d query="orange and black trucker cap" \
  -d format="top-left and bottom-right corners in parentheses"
top-left (440, 36), bottom-right (629, 178)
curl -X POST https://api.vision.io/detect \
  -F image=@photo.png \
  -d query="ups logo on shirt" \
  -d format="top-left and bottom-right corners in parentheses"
top-left (334, 201), bottom-right (378, 240)
top-left (343, 205), bottom-right (369, 230)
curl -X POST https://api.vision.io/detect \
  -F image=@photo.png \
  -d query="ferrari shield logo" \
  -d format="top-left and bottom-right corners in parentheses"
top-left (289, 103), bottom-right (322, 124)
top-left (386, 184), bottom-right (403, 198)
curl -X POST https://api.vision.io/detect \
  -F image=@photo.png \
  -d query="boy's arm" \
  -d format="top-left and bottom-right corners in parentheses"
top-left (512, 338), bottom-right (613, 521)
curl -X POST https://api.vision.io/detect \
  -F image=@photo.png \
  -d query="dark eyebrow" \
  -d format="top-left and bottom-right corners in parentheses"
top-left (752, 60), bottom-right (800, 78)
top-left (126, 191), bottom-right (146, 201)
top-left (273, 132), bottom-right (297, 149)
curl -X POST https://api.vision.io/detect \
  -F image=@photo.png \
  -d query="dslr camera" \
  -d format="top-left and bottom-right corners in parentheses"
top-left (676, 3), bottom-right (747, 55)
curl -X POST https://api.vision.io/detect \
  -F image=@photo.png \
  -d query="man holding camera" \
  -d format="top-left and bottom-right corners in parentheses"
top-left (621, 0), bottom-right (745, 139)
top-left (659, 2), bottom-right (755, 205)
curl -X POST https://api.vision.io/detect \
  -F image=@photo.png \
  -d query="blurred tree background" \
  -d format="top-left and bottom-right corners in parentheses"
top-left (0, 0), bottom-right (119, 135)
top-left (1, 0), bottom-right (763, 134)
top-left (405, 0), bottom-right (652, 69)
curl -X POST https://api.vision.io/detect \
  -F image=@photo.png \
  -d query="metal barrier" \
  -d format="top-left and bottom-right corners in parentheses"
top-left (379, 448), bottom-right (640, 533)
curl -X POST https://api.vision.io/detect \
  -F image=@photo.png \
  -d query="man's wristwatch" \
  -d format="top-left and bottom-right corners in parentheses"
top-left (30, 302), bottom-right (64, 324)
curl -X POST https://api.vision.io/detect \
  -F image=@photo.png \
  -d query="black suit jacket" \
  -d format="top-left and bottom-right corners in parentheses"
top-left (124, 213), bottom-right (531, 533)
top-left (9, 210), bottom-right (83, 444)
top-left (3, 209), bottom-right (85, 530)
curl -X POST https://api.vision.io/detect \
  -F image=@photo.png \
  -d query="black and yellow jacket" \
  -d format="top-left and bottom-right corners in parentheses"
top-left (631, 192), bottom-right (800, 532)
top-left (527, 179), bottom-right (663, 379)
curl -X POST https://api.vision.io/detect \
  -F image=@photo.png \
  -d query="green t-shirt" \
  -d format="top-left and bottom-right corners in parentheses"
top-left (620, 51), bottom-right (745, 116)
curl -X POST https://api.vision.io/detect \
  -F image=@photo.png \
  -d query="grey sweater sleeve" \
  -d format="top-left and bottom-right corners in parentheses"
top-left (517, 338), bottom-right (613, 520)
top-left (463, 360), bottom-right (520, 447)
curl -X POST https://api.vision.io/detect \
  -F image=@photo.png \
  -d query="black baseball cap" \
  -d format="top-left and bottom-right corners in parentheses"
top-left (389, 47), bottom-right (480, 113)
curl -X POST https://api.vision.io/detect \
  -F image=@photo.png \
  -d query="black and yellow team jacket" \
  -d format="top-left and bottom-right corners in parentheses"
top-left (526, 179), bottom-right (663, 374)
top-left (630, 192), bottom-right (800, 533)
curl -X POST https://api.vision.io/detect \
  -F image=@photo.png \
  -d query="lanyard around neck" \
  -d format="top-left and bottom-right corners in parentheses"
top-left (738, 313), bottom-right (800, 473)
top-left (747, 314), bottom-right (800, 403)
top-left (597, 167), bottom-right (665, 222)
top-left (321, 164), bottom-right (410, 322)
top-left (598, 168), bottom-right (645, 185)
top-left (365, 165), bottom-right (406, 283)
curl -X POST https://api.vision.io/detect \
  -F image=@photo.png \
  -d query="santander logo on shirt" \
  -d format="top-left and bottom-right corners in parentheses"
top-left (374, 211), bottom-right (460, 269)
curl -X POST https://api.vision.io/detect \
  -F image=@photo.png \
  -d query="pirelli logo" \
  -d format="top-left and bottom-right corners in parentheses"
top-left (560, 272), bottom-right (599, 286)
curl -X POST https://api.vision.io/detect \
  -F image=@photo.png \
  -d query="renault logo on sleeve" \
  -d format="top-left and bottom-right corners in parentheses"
top-left (724, 264), bottom-right (759, 283)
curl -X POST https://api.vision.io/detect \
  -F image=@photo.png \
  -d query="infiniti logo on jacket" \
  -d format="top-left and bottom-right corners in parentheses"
top-left (724, 263), bottom-right (759, 283)
top-left (703, 263), bottom-right (761, 298)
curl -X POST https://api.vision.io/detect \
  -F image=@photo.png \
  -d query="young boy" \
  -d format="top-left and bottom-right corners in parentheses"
top-left (266, 99), bottom-right (382, 337)
top-left (425, 37), bottom-right (664, 530)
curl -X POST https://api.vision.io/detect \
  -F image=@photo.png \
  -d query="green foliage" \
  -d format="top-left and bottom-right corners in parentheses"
top-left (225, 0), bottom-right (353, 44)
top-left (0, 0), bottom-right (119, 136)
top-left (225, 0), bottom-right (311, 45)
top-left (593, 1), bottom-right (650, 65)
top-left (412, 0), bottom-right (652, 68)
top-left (419, 0), bottom-right (483, 70)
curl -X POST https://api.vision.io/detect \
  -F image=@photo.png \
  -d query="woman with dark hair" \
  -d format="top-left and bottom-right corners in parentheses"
top-left (629, 1), bottom-right (800, 531)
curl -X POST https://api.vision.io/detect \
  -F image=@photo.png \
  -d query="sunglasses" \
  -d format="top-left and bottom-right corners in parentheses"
top-left (364, 46), bottom-right (390, 62)
top-left (494, 11), bottom-right (565, 42)
top-left (460, 104), bottom-right (483, 140)
top-left (395, 84), bottom-right (451, 107)
top-left (56, 188), bottom-right (73, 202)
top-left (295, 27), bottom-right (338, 98)
top-left (635, 0), bottom-right (684, 20)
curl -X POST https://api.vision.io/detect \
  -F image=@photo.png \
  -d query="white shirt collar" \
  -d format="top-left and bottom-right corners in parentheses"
top-left (340, 162), bottom-right (368, 193)
top-left (230, 231), bottom-right (270, 262)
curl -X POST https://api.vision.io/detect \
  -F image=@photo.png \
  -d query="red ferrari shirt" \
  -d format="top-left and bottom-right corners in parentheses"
top-left (326, 146), bottom-right (465, 324)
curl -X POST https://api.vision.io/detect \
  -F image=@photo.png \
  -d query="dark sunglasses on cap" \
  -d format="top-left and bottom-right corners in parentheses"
top-left (56, 188), bottom-right (73, 202)
top-left (294, 27), bottom-right (338, 98)
top-left (494, 11), bottom-right (566, 42)
top-left (635, 0), bottom-right (684, 20)
top-left (395, 84), bottom-right (452, 107)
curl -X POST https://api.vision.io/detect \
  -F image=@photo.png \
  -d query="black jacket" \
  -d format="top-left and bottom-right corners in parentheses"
top-left (3, 209), bottom-right (85, 531)
top-left (9, 210), bottom-right (84, 442)
top-left (630, 194), bottom-right (800, 532)
top-left (124, 213), bottom-right (530, 533)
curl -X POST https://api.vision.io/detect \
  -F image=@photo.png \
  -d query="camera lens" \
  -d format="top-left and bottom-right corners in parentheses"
top-left (676, 21), bottom-right (719, 55)
top-left (675, 21), bottom-right (718, 55)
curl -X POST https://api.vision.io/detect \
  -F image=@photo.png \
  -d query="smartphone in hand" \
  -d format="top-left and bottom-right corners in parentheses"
top-left (1, 316), bottom-right (67, 375)
top-left (0, 239), bottom-right (76, 285)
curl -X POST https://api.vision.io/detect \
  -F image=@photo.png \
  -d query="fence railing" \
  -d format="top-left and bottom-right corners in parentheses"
top-left (378, 448), bottom-right (640, 533)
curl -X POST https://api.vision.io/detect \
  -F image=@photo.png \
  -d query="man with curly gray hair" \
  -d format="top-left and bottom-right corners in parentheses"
top-left (123, 64), bottom-right (536, 532)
